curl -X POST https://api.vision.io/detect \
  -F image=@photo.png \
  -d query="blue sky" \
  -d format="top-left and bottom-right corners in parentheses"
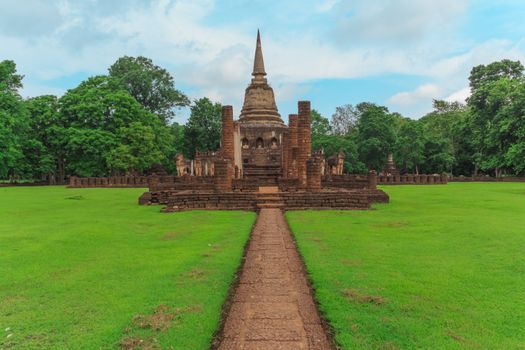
top-left (1, 0), bottom-right (525, 122)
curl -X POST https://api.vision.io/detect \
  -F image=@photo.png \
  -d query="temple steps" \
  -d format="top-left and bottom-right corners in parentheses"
top-left (256, 191), bottom-right (285, 209)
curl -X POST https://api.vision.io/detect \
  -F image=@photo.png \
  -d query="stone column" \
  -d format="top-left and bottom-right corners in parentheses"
top-left (441, 173), bottom-right (448, 184)
top-left (69, 176), bottom-right (77, 187)
top-left (214, 159), bottom-right (233, 192)
top-left (368, 170), bottom-right (377, 189)
top-left (288, 114), bottom-right (298, 178)
top-left (306, 157), bottom-right (321, 191)
top-left (221, 105), bottom-right (234, 162)
top-left (282, 130), bottom-right (289, 178)
top-left (297, 101), bottom-right (311, 188)
top-left (148, 175), bottom-right (159, 192)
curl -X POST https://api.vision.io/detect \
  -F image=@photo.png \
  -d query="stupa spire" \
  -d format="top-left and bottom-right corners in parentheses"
top-left (252, 29), bottom-right (266, 77)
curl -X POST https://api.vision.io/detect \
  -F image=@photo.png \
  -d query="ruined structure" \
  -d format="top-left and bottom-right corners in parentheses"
top-left (385, 153), bottom-right (399, 176)
top-left (136, 31), bottom-right (389, 211)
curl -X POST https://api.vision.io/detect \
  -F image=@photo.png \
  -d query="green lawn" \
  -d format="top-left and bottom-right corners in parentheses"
top-left (0, 186), bottom-right (255, 349)
top-left (287, 183), bottom-right (525, 350)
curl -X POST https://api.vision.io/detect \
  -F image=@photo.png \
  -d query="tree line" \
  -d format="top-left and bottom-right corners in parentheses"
top-left (312, 59), bottom-right (525, 177)
top-left (1, 57), bottom-right (524, 183)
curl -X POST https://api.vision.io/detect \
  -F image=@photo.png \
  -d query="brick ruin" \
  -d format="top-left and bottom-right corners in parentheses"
top-left (68, 32), bottom-right (451, 206)
top-left (138, 31), bottom-right (389, 211)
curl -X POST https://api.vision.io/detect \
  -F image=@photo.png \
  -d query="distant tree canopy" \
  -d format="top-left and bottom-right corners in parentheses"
top-left (109, 56), bottom-right (190, 124)
top-left (1, 57), bottom-right (525, 181)
top-left (183, 97), bottom-right (222, 159)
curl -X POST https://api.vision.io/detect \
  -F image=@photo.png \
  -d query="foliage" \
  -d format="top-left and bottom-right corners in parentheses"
top-left (183, 97), bottom-right (222, 158)
top-left (311, 109), bottom-right (331, 137)
top-left (0, 60), bottom-right (34, 180)
top-left (355, 104), bottom-right (397, 171)
top-left (109, 56), bottom-right (190, 123)
top-left (3, 57), bottom-right (525, 179)
top-left (393, 119), bottom-right (425, 173)
top-left (467, 59), bottom-right (525, 176)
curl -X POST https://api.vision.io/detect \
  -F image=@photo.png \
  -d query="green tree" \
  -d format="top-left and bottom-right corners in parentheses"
top-left (355, 104), bottom-right (397, 171)
top-left (25, 95), bottom-right (63, 183)
top-left (109, 56), bottom-right (189, 123)
top-left (420, 100), bottom-right (470, 175)
top-left (58, 75), bottom-right (172, 176)
top-left (183, 98), bottom-right (222, 158)
top-left (311, 109), bottom-right (331, 137)
top-left (394, 120), bottom-right (425, 174)
top-left (0, 60), bottom-right (32, 180)
top-left (468, 60), bottom-right (525, 176)
top-left (106, 122), bottom-right (164, 174)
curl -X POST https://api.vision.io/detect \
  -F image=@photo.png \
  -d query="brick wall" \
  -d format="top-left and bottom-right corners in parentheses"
top-left (377, 174), bottom-right (448, 185)
top-left (69, 176), bottom-right (149, 188)
top-left (449, 176), bottom-right (525, 182)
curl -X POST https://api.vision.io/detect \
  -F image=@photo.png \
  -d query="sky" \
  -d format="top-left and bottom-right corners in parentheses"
top-left (1, 0), bottom-right (525, 123)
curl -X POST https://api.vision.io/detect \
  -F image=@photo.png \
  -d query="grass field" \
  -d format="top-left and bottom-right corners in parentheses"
top-left (0, 186), bottom-right (256, 349)
top-left (287, 183), bottom-right (525, 350)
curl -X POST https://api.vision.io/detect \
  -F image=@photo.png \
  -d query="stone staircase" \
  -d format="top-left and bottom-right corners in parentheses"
top-left (256, 186), bottom-right (285, 209)
top-left (243, 164), bottom-right (282, 180)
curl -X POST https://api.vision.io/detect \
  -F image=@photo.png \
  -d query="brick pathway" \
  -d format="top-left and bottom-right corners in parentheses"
top-left (217, 208), bottom-right (332, 350)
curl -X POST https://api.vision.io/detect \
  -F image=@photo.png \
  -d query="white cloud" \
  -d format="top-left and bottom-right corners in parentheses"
top-left (388, 84), bottom-right (442, 106)
top-left (446, 87), bottom-right (470, 103)
top-left (1, 0), bottom-right (525, 121)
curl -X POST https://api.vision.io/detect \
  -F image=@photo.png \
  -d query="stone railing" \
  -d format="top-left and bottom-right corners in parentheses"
top-left (449, 176), bottom-right (525, 182)
top-left (321, 174), bottom-right (370, 190)
top-left (68, 176), bottom-right (148, 188)
top-left (149, 176), bottom-right (215, 191)
top-left (377, 174), bottom-right (448, 185)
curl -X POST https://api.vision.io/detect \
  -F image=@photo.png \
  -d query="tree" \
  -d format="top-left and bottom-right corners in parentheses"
top-left (330, 104), bottom-right (358, 136)
top-left (467, 59), bottom-right (525, 176)
top-left (109, 56), bottom-right (189, 123)
top-left (0, 60), bottom-right (23, 95)
top-left (0, 60), bottom-right (32, 180)
top-left (58, 75), bottom-right (172, 176)
top-left (355, 104), bottom-right (397, 171)
top-left (183, 98), bottom-right (222, 158)
top-left (419, 100), bottom-right (470, 175)
top-left (394, 120), bottom-right (425, 174)
top-left (106, 122), bottom-right (164, 174)
top-left (25, 95), bottom-right (62, 182)
top-left (469, 59), bottom-right (524, 91)
top-left (311, 109), bottom-right (331, 137)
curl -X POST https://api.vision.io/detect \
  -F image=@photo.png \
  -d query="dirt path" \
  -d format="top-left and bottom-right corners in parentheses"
top-left (217, 208), bottom-right (332, 350)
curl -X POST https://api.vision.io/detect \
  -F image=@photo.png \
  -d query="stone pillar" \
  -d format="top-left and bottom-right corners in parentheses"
top-left (441, 173), bottom-right (448, 184)
top-left (148, 175), bottom-right (159, 191)
top-left (297, 101), bottom-right (311, 188)
top-left (368, 170), bottom-right (377, 189)
top-left (306, 157), bottom-right (321, 191)
top-left (221, 105), bottom-right (234, 162)
top-left (214, 159), bottom-right (233, 192)
top-left (282, 130), bottom-right (289, 178)
top-left (288, 114), bottom-right (298, 178)
top-left (69, 176), bottom-right (77, 187)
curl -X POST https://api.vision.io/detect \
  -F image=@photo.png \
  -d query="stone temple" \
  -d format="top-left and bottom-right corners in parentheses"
top-left (135, 31), bottom-right (390, 211)
top-left (68, 32), bottom-right (447, 204)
